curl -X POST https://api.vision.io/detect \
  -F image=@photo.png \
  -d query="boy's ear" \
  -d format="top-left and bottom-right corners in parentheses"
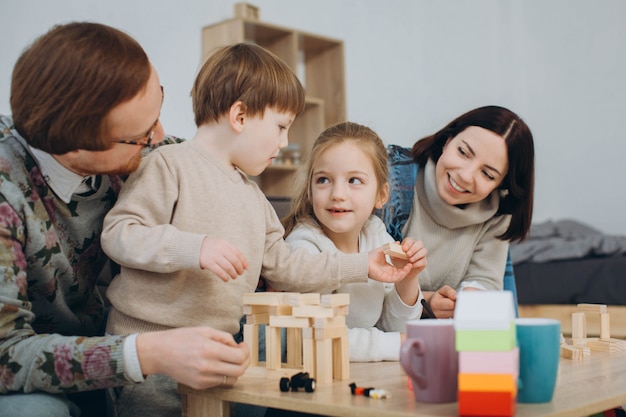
top-left (375, 182), bottom-right (390, 210)
top-left (229, 101), bottom-right (246, 133)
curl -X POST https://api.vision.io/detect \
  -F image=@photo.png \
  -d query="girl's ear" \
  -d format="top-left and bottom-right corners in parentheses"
top-left (229, 101), bottom-right (246, 133)
top-left (375, 182), bottom-right (390, 210)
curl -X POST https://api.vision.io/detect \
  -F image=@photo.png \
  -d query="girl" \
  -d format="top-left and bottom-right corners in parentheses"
top-left (282, 121), bottom-right (427, 362)
top-left (381, 105), bottom-right (535, 318)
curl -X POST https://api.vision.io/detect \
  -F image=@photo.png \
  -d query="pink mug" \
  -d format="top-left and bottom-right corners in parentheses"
top-left (400, 319), bottom-right (458, 403)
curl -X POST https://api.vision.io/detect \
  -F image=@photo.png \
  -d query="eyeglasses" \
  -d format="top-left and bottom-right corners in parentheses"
top-left (113, 86), bottom-right (164, 148)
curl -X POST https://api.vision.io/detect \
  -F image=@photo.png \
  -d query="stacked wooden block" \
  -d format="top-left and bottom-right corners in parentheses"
top-left (561, 303), bottom-right (626, 360)
top-left (242, 292), bottom-right (350, 384)
top-left (454, 292), bottom-right (519, 417)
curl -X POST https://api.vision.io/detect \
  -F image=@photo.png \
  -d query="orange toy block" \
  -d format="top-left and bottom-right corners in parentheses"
top-left (458, 373), bottom-right (517, 394)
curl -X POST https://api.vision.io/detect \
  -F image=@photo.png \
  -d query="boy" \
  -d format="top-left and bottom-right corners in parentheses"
top-left (101, 43), bottom-right (420, 416)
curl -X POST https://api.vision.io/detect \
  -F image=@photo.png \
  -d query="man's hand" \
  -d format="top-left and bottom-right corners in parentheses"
top-left (137, 327), bottom-right (250, 389)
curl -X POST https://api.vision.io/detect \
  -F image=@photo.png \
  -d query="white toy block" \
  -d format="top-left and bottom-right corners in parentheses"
top-left (454, 291), bottom-right (516, 331)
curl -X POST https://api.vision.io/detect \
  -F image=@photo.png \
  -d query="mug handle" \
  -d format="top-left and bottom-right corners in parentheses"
top-left (400, 338), bottom-right (427, 389)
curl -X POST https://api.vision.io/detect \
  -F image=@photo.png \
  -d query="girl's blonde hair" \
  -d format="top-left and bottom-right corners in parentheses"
top-left (282, 121), bottom-right (389, 237)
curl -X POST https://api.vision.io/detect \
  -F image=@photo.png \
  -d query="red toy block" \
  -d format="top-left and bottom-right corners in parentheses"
top-left (458, 390), bottom-right (516, 416)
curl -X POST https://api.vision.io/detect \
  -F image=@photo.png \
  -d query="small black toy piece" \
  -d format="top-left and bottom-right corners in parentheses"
top-left (349, 382), bottom-right (391, 399)
top-left (279, 372), bottom-right (316, 393)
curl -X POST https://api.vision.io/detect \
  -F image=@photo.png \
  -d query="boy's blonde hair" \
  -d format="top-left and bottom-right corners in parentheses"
top-left (192, 43), bottom-right (305, 126)
top-left (282, 121), bottom-right (389, 237)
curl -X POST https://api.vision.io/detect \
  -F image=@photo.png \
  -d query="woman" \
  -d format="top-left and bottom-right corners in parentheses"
top-left (381, 105), bottom-right (534, 318)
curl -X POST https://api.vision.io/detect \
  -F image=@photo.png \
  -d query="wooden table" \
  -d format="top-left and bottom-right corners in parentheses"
top-left (179, 350), bottom-right (626, 417)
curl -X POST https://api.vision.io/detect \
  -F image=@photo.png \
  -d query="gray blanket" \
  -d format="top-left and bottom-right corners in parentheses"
top-left (510, 219), bottom-right (626, 264)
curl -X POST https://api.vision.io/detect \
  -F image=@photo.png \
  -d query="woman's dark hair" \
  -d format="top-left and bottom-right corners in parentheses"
top-left (411, 105), bottom-right (534, 242)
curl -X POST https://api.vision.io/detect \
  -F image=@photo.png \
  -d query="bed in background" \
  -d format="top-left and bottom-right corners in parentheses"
top-left (512, 219), bottom-right (626, 337)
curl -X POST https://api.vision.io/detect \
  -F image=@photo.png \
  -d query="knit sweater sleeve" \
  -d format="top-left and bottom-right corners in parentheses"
top-left (0, 202), bottom-right (130, 393)
top-left (101, 149), bottom-right (205, 272)
top-left (348, 326), bottom-right (401, 362)
top-left (261, 208), bottom-right (368, 293)
top-left (0, 118), bottom-right (131, 393)
top-left (463, 215), bottom-right (511, 291)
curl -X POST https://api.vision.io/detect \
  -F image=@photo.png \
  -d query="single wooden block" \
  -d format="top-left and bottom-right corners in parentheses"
top-left (243, 292), bottom-right (293, 306)
top-left (233, 2), bottom-right (259, 20)
top-left (315, 339), bottom-right (333, 384)
top-left (571, 312), bottom-right (586, 340)
top-left (313, 315), bottom-right (346, 328)
top-left (321, 293), bottom-right (350, 307)
top-left (302, 337), bottom-right (316, 378)
top-left (332, 336), bottom-right (350, 380)
top-left (269, 315), bottom-right (311, 328)
top-left (243, 304), bottom-right (269, 314)
top-left (560, 344), bottom-right (587, 360)
top-left (382, 242), bottom-right (408, 259)
top-left (600, 312), bottom-right (611, 340)
top-left (245, 313), bottom-right (269, 325)
top-left (586, 338), bottom-right (625, 353)
top-left (286, 328), bottom-right (303, 368)
top-left (577, 303), bottom-right (608, 314)
top-left (243, 323), bottom-right (259, 366)
top-left (266, 325), bottom-right (282, 370)
top-left (287, 293), bottom-right (321, 306)
top-left (314, 324), bottom-right (347, 341)
top-left (292, 305), bottom-right (335, 318)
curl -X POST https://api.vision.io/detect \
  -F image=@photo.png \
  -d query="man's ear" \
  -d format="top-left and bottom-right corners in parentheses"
top-left (375, 182), bottom-right (390, 210)
top-left (229, 101), bottom-right (246, 133)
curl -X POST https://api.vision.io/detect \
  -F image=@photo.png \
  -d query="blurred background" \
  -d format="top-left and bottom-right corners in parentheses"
top-left (2, 0), bottom-right (624, 234)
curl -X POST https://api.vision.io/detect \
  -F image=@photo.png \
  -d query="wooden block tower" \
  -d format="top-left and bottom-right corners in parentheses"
top-left (561, 303), bottom-right (625, 359)
top-left (242, 292), bottom-right (350, 384)
top-left (454, 291), bottom-right (518, 417)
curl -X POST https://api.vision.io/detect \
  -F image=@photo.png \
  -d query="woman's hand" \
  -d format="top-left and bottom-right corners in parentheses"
top-left (137, 327), bottom-right (251, 389)
top-left (425, 286), bottom-right (458, 318)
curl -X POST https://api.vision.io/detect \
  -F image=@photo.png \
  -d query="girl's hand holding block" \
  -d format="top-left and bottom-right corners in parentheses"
top-left (383, 242), bottom-right (408, 260)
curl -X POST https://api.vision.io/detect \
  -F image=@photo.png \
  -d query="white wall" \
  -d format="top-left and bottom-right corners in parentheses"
top-left (2, 0), bottom-right (625, 235)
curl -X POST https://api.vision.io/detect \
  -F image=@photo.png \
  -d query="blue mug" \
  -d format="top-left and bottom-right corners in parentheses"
top-left (515, 318), bottom-right (561, 403)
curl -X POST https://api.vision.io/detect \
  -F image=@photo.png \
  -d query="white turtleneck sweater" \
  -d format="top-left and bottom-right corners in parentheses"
top-left (286, 215), bottom-right (423, 362)
top-left (403, 159), bottom-right (511, 291)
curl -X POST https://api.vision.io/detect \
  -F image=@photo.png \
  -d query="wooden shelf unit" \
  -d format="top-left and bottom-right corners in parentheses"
top-left (201, 4), bottom-right (346, 197)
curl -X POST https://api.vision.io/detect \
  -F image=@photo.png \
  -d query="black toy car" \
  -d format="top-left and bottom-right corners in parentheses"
top-left (279, 372), bottom-right (316, 393)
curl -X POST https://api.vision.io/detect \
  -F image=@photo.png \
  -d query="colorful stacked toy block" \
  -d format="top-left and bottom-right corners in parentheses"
top-left (454, 291), bottom-right (518, 417)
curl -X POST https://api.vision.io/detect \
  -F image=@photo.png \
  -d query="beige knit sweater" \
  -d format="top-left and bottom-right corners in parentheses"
top-left (101, 140), bottom-right (367, 336)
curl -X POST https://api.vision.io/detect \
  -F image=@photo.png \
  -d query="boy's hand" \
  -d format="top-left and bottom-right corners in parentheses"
top-left (200, 237), bottom-right (249, 282)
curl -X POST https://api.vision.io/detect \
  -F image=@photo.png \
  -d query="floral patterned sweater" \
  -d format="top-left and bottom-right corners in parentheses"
top-left (0, 114), bottom-right (131, 393)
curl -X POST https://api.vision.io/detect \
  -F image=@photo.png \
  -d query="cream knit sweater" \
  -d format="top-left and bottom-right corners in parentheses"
top-left (403, 159), bottom-right (511, 292)
top-left (101, 140), bottom-right (368, 336)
